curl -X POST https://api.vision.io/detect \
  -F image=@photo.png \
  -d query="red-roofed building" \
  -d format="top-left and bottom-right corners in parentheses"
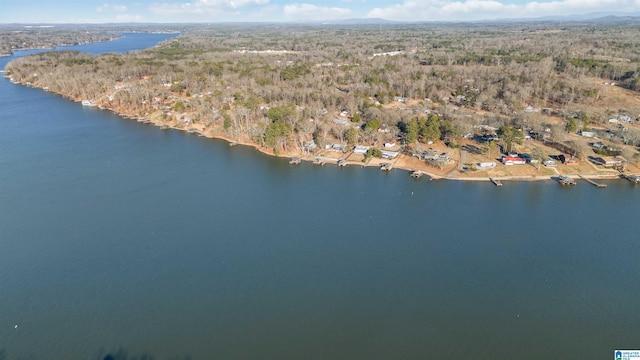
top-left (502, 155), bottom-right (526, 165)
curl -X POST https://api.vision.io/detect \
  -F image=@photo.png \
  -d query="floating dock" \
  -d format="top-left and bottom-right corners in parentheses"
top-left (489, 177), bottom-right (503, 187)
top-left (313, 157), bottom-right (325, 166)
top-left (337, 159), bottom-right (347, 167)
top-left (380, 163), bottom-right (393, 171)
top-left (410, 170), bottom-right (424, 178)
top-left (578, 174), bottom-right (606, 188)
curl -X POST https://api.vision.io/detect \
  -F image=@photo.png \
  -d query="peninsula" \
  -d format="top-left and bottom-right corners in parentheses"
top-left (5, 22), bottom-right (640, 182)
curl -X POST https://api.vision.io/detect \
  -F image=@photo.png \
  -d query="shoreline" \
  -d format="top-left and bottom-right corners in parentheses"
top-left (0, 35), bottom-right (125, 58)
top-left (4, 76), bottom-right (636, 185)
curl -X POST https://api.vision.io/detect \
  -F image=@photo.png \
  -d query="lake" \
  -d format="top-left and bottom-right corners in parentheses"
top-left (1, 32), bottom-right (639, 360)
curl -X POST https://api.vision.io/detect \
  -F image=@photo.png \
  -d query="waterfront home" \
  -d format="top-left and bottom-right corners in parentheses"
top-left (380, 150), bottom-right (399, 159)
top-left (580, 131), bottom-right (596, 138)
top-left (303, 140), bottom-right (317, 152)
top-left (327, 143), bottom-right (347, 152)
top-left (590, 156), bottom-right (623, 168)
top-left (502, 155), bottom-right (526, 165)
top-left (353, 145), bottom-right (370, 155)
top-left (478, 162), bottom-right (496, 169)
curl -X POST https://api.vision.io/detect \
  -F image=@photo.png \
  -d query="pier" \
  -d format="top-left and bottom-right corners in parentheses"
top-left (578, 175), bottom-right (606, 188)
top-left (289, 157), bottom-right (301, 165)
top-left (623, 174), bottom-right (640, 184)
top-left (558, 176), bottom-right (576, 186)
top-left (489, 177), bottom-right (503, 187)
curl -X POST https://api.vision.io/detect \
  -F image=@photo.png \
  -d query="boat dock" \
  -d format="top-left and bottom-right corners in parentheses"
top-left (380, 163), bottom-right (393, 171)
top-left (623, 174), bottom-right (640, 184)
top-left (313, 157), bottom-right (325, 166)
top-left (337, 159), bottom-right (347, 167)
top-left (489, 177), bottom-right (503, 187)
top-left (578, 174), bottom-right (606, 188)
top-left (289, 157), bottom-right (301, 165)
top-left (558, 176), bottom-right (577, 186)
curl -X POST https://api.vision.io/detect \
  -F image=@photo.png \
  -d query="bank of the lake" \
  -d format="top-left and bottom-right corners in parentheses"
top-left (5, 73), bottom-right (636, 183)
top-left (1, 32), bottom-right (639, 360)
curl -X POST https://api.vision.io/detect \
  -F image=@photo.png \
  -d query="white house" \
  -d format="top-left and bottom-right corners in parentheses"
top-left (353, 145), bottom-right (370, 155)
top-left (502, 156), bottom-right (526, 165)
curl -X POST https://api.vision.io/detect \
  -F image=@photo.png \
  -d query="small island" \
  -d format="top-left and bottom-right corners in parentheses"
top-left (5, 22), bottom-right (640, 183)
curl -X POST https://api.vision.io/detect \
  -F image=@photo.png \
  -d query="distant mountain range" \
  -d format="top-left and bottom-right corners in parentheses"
top-left (309, 12), bottom-right (640, 25)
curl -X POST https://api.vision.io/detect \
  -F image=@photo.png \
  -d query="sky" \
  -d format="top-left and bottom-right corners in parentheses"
top-left (2, 0), bottom-right (640, 23)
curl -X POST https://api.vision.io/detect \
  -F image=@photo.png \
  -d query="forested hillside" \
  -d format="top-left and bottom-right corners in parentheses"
top-left (6, 22), bottom-right (640, 158)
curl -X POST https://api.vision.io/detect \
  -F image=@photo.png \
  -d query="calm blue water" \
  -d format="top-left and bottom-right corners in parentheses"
top-left (1, 33), bottom-right (639, 360)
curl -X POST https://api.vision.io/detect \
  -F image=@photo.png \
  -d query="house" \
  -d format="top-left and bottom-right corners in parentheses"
top-left (543, 159), bottom-right (557, 167)
top-left (590, 156), bottom-right (623, 167)
top-left (558, 154), bottom-right (579, 165)
top-left (303, 140), bottom-right (317, 152)
top-left (477, 162), bottom-right (496, 169)
top-left (384, 142), bottom-right (396, 148)
top-left (332, 118), bottom-right (349, 126)
top-left (380, 150), bottom-right (399, 159)
top-left (580, 131), bottom-right (595, 138)
top-left (502, 155), bottom-right (526, 165)
top-left (327, 143), bottom-right (346, 152)
top-left (353, 145), bottom-right (370, 155)
top-left (589, 142), bottom-right (605, 149)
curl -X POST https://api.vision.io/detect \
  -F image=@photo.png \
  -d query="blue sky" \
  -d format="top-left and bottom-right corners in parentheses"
top-left (2, 0), bottom-right (640, 23)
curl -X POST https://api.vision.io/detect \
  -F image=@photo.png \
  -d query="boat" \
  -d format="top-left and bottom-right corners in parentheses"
top-left (81, 100), bottom-right (96, 107)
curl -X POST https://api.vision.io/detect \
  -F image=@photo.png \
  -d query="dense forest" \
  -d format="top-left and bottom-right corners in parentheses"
top-left (5, 22), bottom-right (640, 161)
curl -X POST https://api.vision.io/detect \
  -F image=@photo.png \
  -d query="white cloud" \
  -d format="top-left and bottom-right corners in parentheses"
top-left (366, 0), bottom-right (640, 21)
top-left (284, 3), bottom-right (352, 20)
top-left (150, 0), bottom-right (269, 16)
top-left (96, 3), bottom-right (128, 13)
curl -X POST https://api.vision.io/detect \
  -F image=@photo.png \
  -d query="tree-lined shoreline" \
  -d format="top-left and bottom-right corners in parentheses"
top-left (5, 23), bottom-right (640, 181)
